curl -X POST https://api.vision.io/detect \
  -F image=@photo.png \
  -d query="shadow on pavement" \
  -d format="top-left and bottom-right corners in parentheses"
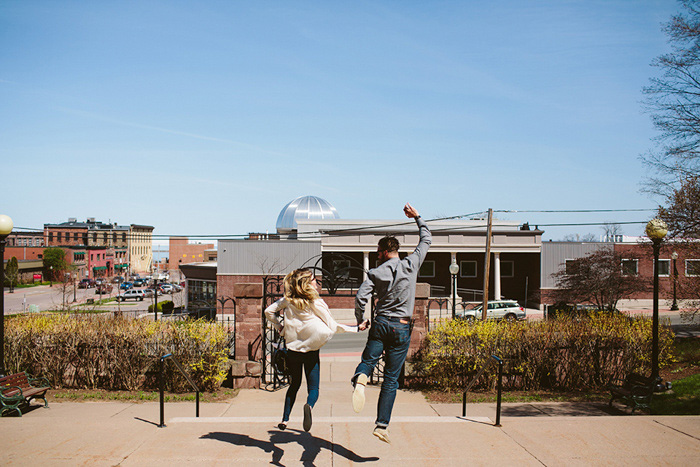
top-left (134, 417), bottom-right (160, 426)
top-left (500, 402), bottom-right (612, 417)
top-left (201, 428), bottom-right (379, 466)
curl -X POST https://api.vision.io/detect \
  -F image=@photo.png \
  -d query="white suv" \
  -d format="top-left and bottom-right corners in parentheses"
top-left (457, 300), bottom-right (526, 322)
top-left (116, 289), bottom-right (145, 302)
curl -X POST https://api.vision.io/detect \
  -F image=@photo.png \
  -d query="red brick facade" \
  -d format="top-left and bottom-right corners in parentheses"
top-left (170, 237), bottom-right (215, 269)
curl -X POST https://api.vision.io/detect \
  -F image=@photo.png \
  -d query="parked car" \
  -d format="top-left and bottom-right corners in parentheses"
top-left (116, 289), bottom-right (145, 301)
top-left (133, 279), bottom-right (146, 287)
top-left (112, 276), bottom-right (125, 284)
top-left (120, 282), bottom-right (133, 290)
top-left (142, 288), bottom-right (156, 297)
top-left (78, 278), bottom-right (95, 289)
top-left (457, 300), bottom-right (526, 322)
top-left (159, 284), bottom-right (174, 294)
top-left (169, 283), bottom-right (182, 292)
top-left (95, 283), bottom-right (113, 294)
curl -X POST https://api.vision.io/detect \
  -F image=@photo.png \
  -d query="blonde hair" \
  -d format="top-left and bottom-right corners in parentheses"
top-left (284, 269), bottom-right (319, 310)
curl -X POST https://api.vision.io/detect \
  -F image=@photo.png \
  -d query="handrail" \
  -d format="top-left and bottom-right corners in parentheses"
top-left (158, 353), bottom-right (200, 428)
top-left (462, 355), bottom-right (504, 427)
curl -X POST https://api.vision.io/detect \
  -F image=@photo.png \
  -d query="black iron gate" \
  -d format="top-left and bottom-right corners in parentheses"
top-left (261, 275), bottom-right (288, 390)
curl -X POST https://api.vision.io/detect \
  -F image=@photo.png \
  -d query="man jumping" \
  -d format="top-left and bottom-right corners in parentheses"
top-left (351, 202), bottom-right (432, 444)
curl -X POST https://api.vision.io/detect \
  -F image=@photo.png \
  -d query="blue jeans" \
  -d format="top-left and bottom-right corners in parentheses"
top-left (352, 316), bottom-right (411, 428)
top-left (282, 349), bottom-right (320, 422)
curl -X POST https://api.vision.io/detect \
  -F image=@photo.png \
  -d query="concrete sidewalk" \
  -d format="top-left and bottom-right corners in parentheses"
top-left (2, 357), bottom-right (700, 466)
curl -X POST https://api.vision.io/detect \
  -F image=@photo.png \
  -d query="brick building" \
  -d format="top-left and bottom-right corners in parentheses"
top-left (540, 240), bottom-right (700, 308)
top-left (169, 237), bottom-right (216, 269)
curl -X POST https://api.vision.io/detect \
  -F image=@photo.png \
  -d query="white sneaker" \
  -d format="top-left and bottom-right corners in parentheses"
top-left (373, 426), bottom-right (390, 444)
top-left (352, 373), bottom-right (368, 413)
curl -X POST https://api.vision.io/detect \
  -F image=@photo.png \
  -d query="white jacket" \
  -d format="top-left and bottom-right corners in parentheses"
top-left (264, 297), bottom-right (354, 352)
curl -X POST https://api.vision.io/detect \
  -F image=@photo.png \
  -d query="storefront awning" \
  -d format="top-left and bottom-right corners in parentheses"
top-left (114, 264), bottom-right (127, 269)
top-left (92, 266), bottom-right (107, 271)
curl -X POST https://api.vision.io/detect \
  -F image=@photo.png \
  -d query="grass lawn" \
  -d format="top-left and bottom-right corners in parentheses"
top-left (651, 373), bottom-right (700, 415)
top-left (48, 387), bottom-right (240, 403)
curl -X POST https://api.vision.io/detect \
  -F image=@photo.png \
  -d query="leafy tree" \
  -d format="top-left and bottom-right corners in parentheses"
top-left (658, 175), bottom-right (700, 321)
top-left (552, 249), bottom-right (649, 311)
top-left (642, 0), bottom-right (700, 193)
top-left (42, 247), bottom-right (67, 283)
top-left (5, 256), bottom-right (19, 292)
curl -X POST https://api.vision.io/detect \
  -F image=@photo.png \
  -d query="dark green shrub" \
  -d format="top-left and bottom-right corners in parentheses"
top-left (148, 300), bottom-right (174, 313)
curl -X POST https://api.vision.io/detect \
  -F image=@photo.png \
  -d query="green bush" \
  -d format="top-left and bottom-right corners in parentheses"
top-left (3, 314), bottom-right (229, 392)
top-left (148, 300), bottom-right (174, 313)
top-left (413, 313), bottom-right (675, 392)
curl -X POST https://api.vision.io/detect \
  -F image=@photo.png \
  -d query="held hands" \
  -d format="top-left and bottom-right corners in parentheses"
top-left (358, 319), bottom-right (370, 331)
top-left (403, 203), bottom-right (419, 219)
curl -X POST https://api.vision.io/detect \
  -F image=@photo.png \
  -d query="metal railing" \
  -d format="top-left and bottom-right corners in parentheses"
top-left (158, 353), bottom-right (200, 428)
top-left (462, 355), bottom-right (504, 427)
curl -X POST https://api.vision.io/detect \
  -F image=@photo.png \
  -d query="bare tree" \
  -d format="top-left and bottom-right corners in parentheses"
top-left (253, 253), bottom-right (298, 276)
top-left (602, 223), bottom-right (622, 242)
top-left (551, 249), bottom-right (649, 311)
top-left (642, 0), bottom-right (700, 194)
top-left (659, 175), bottom-right (700, 321)
top-left (561, 233), bottom-right (597, 242)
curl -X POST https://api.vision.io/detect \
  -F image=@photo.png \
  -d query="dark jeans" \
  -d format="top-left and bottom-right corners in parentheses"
top-left (282, 349), bottom-right (320, 422)
top-left (352, 316), bottom-right (411, 428)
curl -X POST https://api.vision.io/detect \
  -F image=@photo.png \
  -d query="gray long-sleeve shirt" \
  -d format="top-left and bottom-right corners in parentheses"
top-left (355, 216), bottom-right (432, 323)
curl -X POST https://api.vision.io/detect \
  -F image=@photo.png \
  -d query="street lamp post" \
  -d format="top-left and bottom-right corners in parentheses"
top-left (671, 251), bottom-right (679, 311)
top-left (449, 261), bottom-right (459, 319)
top-left (646, 218), bottom-right (668, 381)
top-left (0, 214), bottom-right (14, 377)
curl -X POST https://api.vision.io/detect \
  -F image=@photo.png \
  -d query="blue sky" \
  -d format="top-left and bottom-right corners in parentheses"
top-left (1, 0), bottom-right (680, 242)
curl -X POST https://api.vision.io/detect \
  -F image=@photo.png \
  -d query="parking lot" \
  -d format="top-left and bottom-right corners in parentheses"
top-left (3, 280), bottom-right (185, 314)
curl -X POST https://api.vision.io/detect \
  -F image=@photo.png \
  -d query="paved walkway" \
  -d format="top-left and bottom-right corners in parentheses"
top-left (2, 357), bottom-right (700, 466)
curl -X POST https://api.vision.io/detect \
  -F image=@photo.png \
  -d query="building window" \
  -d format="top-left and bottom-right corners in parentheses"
top-left (93, 233), bottom-right (97, 242)
top-left (460, 260), bottom-right (477, 278)
top-left (122, 233), bottom-right (126, 243)
top-left (686, 260), bottom-right (700, 277)
top-left (658, 259), bottom-right (670, 277)
top-left (621, 259), bottom-right (638, 276)
top-left (501, 260), bottom-right (514, 278)
top-left (74, 232), bottom-right (79, 241)
top-left (565, 259), bottom-right (576, 274)
top-left (418, 260), bottom-right (435, 278)
top-left (49, 232), bottom-right (54, 242)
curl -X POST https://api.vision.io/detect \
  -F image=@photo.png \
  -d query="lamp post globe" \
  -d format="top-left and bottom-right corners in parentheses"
top-left (645, 218), bottom-right (668, 241)
top-left (646, 218), bottom-right (667, 382)
top-left (449, 261), bottom-right (459, 319)
top-left (0, 215), bottom-right (12, 237)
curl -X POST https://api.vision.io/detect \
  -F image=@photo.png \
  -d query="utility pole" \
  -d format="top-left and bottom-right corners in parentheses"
top-left (482, 208), bottom-right (493, 321)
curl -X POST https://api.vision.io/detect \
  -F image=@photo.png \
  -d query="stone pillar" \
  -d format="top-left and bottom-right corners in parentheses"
top-left (230, 282), bottom-right (264, 361)
top-left (217, 276), bottom-right (265, 389)
top-left (409, 282), bottom-right (431, 359)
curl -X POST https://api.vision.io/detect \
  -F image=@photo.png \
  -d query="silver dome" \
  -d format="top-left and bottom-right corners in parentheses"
top-left (276, 196), bottom-right (339, 233)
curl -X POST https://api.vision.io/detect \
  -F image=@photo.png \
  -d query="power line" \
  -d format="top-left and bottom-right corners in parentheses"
top-left (9, 208), bottom-right (657, 241)
top-left (496, 208), bottom-right (656, 214)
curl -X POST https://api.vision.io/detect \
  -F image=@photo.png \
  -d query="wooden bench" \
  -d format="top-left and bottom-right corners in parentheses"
top-left (0, 372), bottom-right (50, 417)
top-left (607, 373), bottom-right (656, 413)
